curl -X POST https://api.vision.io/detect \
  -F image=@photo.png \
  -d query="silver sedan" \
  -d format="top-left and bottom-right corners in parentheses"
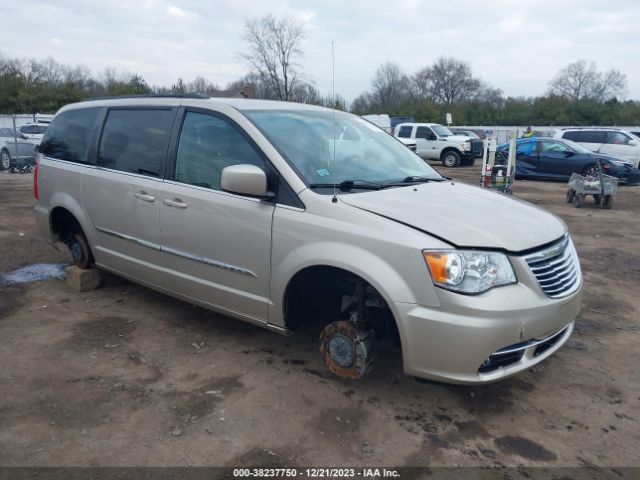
top-left (0, 128), bottom-right (38, 170)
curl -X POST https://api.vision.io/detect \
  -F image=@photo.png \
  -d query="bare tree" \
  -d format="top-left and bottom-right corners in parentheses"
top-left (186, 76), bottom-right (220, 95)
top-left (171, 78), bottom-right (186, 94)
top-left (349, 93), bottom-right (372, 114)
top-left (420, 57), bottom-right (482, 106)
top-left (371, 62), bottom-right (409, 109)
top-left (411, 67), bottom-right (432, 101)
top-left (240, 14), bottom-right (305, 101)
top-left (548, 60), bottom-right (626, 101)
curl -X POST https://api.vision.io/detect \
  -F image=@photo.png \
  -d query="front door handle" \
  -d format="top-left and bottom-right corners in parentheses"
top-left (134, 191), bottom-right (155, 202)
top-left (163, 198), bottom-right (188, 209)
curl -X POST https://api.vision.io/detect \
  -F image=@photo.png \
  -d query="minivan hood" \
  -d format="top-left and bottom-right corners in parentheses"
top-left (340, 182), bottom-right (566, 252)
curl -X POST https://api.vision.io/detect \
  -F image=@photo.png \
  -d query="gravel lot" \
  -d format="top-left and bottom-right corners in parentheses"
top-left (0, 165), bottom-right (639, 470)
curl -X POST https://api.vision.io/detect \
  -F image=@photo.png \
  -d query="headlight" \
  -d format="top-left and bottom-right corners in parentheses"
top-left (422, 250), bottom-right (516, 294)
top-left (461, 142), bottom-right (470, 150)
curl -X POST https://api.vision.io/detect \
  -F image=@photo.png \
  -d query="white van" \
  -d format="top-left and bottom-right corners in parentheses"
top-left (552, 128), bottom-right (640, 168)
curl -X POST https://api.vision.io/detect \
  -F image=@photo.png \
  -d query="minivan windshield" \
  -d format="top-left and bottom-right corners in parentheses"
top-left (244, 109), bottom-right (442, 188)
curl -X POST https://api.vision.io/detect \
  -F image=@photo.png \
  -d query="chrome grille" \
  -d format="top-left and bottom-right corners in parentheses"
top-left (523, 236), bottom-right (581, 298)
top-left (470, 139), bottom-right (484, 156)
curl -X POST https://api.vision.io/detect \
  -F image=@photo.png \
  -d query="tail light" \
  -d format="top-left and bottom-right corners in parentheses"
top-left (33, 153), bottom-right (42, 200)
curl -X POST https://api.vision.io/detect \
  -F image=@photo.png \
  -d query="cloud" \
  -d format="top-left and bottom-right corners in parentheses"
top-left (0, 0), bottom-right (638, 101)
top-left (166, 5), bottom-right (186, 17)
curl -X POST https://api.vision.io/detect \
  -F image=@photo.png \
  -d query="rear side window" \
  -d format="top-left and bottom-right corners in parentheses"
top-left (40, 108), bottom-right (100, 163)
top-left (20, 125), bottom-right (47, 134)
top-left (577, 130), bottom-right (606, 144)
top-left (174, 111), bottom-right (264, 190)
top-left (98, 109), bottom-right (174, 177)
top-left (415, 126), bottom-right (434, 139)
top-left (561, 131), bottom-right (580, 141)
top-left (397, 126), bottom-right (413, 138)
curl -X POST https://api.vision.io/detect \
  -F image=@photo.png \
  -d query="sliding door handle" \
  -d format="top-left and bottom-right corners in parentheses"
top-left (134, 191), bottom-right (155, 202)
top-left (163, 198), bottom-right (188, 209)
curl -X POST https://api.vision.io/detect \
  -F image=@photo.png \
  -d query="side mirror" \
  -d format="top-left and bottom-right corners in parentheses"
top-left (564, 151), bottom-right (576, 157)
top-left (628, 140), bottom-right (637, 146)
top-left (428, 134), bottom-right (437, 141)
top-left (221, 164), bottom-right (270, 198)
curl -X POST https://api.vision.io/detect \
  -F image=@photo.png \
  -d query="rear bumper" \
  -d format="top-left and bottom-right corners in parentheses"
top-left (34, 204), bottom-right (53, 244)
top-left (395, 279), bottom-right (582, 384)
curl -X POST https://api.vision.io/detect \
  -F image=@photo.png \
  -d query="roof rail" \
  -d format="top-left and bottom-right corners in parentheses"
top-left (84, 93), bottom-right (210, 101)
top-left (560, 126), bottom-right (621, 131)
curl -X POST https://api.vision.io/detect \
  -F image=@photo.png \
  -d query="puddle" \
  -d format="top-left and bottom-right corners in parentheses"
top-left (0, 263), bottom-right (68, 285)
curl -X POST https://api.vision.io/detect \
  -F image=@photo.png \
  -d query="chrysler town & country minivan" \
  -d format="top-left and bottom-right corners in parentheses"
top-left (34, 96), bottom-right (583, 384)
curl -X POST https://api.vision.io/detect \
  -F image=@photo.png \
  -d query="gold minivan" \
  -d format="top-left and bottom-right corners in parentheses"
top-left (34, 96), bottom-right (582, 384)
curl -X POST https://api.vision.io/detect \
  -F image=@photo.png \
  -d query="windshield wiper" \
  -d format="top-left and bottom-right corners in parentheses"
top-left (382, 176), bottom-right (446, 188)
top-left (308, 179), bottom-right (384, 191)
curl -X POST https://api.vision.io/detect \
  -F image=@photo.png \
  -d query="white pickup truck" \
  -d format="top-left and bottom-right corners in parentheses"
top-left (393, 122), bottom-right (484, 167)
top-left (362, 114), bottom-right (417, 153)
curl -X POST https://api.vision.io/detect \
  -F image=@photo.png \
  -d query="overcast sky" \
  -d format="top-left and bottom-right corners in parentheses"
top-left (3, 0), bottom-right (640, 102)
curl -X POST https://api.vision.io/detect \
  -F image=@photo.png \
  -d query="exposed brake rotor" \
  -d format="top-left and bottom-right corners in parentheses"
top-left (319, 321), bottom-right (377, 379)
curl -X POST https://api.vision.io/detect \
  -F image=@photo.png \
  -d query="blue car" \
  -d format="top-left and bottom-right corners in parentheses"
top-left (496, 137), bottom-right (639, 184)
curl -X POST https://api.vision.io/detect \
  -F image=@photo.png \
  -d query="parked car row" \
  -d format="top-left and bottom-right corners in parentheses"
top-left (495, 137), bottom-right (640, 185)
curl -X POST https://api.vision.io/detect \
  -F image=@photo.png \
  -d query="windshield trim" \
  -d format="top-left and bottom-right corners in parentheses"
top-left (241, 109), bottom-right (444, 193)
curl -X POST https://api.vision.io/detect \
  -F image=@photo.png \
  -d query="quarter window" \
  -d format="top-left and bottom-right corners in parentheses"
top-left (397, 126), bottom-right (413, 138)
top-left (606, 131), bottom-right (631, 145)
top-left (174, 112), bottom-right (265, 190)
top-left (40, 108), bottom-right (100, 163)
top-left (98, 109), bottom-right (174, 177)
top-left (561, 131), bottom-right (580, 142)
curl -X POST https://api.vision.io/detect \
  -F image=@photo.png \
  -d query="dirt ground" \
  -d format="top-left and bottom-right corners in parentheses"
top-left (0, 165), bottom-right (639, 470)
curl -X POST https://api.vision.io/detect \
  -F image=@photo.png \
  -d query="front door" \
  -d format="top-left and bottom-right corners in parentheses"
top-left (415, 126), bottom-right (438, 159)
top-left (537, 140), bottom-right (577, 178)
top-left (599, 131), bottom-right (639, 167)
top-left (159, 110), bottom-right (274, 324)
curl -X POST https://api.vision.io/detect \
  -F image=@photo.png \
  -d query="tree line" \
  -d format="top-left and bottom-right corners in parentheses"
top-left (1, 13), bottom-right (639, 126)
top-left (350, 58), bottom-right (639, 126)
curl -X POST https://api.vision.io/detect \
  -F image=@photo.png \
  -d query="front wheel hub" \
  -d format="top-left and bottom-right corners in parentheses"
top-left (319, 321), bottom-right (377, 379)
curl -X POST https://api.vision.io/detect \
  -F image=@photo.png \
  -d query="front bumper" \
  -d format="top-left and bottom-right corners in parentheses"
top-left (394, 256), bottom-right (583, 384)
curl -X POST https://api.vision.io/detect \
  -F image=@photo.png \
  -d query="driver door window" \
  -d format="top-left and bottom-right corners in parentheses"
top-left (416, 126), bottom-right (435, 140)
top-left (174, 112), bottom-right (265, 190)
top-left (541, 141), bottom-right (571, 154)
top-left (606, 132), bottom-right (631, 145)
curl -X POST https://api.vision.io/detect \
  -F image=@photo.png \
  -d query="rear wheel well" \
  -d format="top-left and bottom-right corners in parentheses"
top-left (283, 265), bottom-right (399, 342)
top-left (50, 207), bottom-right (83, 242)
top-left (50, 207), bottom-right (94, 268)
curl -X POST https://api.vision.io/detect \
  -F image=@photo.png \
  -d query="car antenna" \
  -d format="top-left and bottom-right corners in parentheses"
top-left (331, 41), bottom-right (338, 204)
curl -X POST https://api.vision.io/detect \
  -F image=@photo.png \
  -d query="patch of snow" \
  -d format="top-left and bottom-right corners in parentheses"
top-left (0, 263), bottom-right (68, 285)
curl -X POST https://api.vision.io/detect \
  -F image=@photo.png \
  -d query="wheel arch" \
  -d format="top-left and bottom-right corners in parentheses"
top-left (440, 146), bottom-right (462, 161)
top-left (47, 193), bottom-right (96, 248)
top-left (270, 243), bottom-right (418, 350)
